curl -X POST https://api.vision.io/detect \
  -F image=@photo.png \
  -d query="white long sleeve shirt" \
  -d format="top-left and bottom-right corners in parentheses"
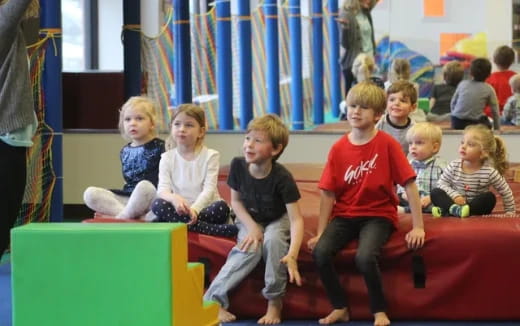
top-left (157, 146), bottom-right (221, 213)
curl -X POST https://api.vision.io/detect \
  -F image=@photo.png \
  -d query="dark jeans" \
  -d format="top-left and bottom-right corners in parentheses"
top-left (430, 188), bottom-right (496, 216)
top-left (312, 217), bottom-right (394, 313)
top-left (0, 141), bottom-right (27, 257)
top-left (151, 198), bottom-right (238, 237)
top-left (451, 115), bottom-right (491, 130)
top-left (343, 67), bottom-right (356, 98)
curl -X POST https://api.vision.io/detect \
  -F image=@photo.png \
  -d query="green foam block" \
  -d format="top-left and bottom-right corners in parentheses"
top-left (11, 223), bottom-right (182, 326)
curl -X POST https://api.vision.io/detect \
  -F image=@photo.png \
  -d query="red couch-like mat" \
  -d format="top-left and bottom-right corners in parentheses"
top-left (85, 163), bottom-right (520, 320)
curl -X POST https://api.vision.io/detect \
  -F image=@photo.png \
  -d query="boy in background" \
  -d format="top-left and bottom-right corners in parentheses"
top-left (427, 61), bottom-right (464, 122)
top-left (502, 73), bottom-right (520, 126)
top-left (451, 58), bottom-right (500, 130)
top-left (376, 80), bottom-right (418, 155)
top-left (486, 45), bottom-right (516, 114)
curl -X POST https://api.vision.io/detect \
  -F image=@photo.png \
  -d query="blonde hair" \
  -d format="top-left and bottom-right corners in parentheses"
top-left (509, 74), bottom-right (520, 94)
top-left (388, 58), bottom-right (411, 83)
top-left (351, 53), bottom-right (376, 82)
top-left (387, 80), bottom-right (418, 105)
top-left (406, 122), bottom-right (443, 151)
top-left (346, 81), bottom-right (387, 115)
top-left (247, 114), bottom-right (289, 162)
top-left (464, 124), bottom-right (509, 175)
top-left (118, 96), bottom-right (160, 140)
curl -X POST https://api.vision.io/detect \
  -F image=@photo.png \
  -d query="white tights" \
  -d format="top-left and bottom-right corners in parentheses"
top-left (83, 180), bottom-right (156, 219)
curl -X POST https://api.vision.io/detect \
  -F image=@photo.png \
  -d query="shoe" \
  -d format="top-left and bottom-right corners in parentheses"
top-left (432, 206), bottom-right (443, 218)
top-left (449, 204), bottom-right (470, 218)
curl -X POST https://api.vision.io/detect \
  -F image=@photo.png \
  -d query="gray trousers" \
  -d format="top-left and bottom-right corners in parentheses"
top-left (204, 215), bottom-right (290, 309)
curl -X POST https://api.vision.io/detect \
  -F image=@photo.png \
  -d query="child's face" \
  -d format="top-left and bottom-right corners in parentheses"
top-left (346, 103), bottom-right (381, 130)
top-left (171, 112), bottom-right (205, 149)
top-left (243, 129), bottom-right (280, 165)
top-left (459, 132), bottom-right (486, 163)
top-left (386, 91), bottom-right (416, 122)
top-left (408, 135), bottom-right (439, 162)
top-left (123, 106), bottom-right (155, 146)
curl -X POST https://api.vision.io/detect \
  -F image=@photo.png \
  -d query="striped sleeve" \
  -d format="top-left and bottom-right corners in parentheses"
top-left (489, 169), bottom-right (516, 213)
top-left (436, 161), bottom-right (463, 199)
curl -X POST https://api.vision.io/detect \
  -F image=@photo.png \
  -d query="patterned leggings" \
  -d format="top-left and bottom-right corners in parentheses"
top-left (151, 199), bottom-right (238, 237)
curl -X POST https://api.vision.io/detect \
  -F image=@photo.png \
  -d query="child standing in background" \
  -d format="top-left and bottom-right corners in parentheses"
top-left (308, 82), bottom-right (425, 326)
top-left (427, 61), bottom-right (464, 122)
top-left (151, 104), bottom-right (237, 237)
top-left (340, 53), bottom-right (384, 120)
top-left (351, 53), bottom-right (384, 89)
top-left (431, 124), bottom-right (515, 218)
top-left (376, 80), bottom-right (417, 155)
top-left (502, 73), bottom-right (520, 126)
top-left (486, 45), bottom-right (516, 114)
top-left (204, 114), bottom-right (304, 324)
top-left (398, 122), bottom-right (447, 214)
top-left (451, 58), bottom-right (500, 130)
top-left (83, 96), bottom-right (165, 220)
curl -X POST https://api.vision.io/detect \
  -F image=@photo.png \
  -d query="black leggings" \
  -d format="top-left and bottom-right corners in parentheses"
top-left (151, 198), bottom-right (238, 237)
top-left (430, 188), bottom-right (496, 216)
top-left (0, 142), bottom-right (27, 257)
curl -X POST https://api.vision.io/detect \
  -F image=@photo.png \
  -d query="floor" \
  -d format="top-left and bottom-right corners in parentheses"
top-left (1, 254), bottom-right (518, 326)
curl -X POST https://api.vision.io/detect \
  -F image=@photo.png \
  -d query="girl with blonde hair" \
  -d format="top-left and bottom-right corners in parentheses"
top-left (431, 124), bottom-right (515, 218)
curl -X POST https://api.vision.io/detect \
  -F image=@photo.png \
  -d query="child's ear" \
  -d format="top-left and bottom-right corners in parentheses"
top-left (411, 103), bottom-right (417, 112)
top-left (271, 143), bottom-right (283, 157)
top-left (432, 141), bottom-right (440, 154)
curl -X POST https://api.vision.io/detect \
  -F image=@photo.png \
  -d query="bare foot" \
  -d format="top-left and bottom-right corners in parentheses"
top-left (374, 312), bottom-right (390, 326)
top-left (318, 308), bottom-right (349, 324)
top-left (218, 307), bottom-right (236, 323)
top-left (258, 298), bottom-right (282, 324)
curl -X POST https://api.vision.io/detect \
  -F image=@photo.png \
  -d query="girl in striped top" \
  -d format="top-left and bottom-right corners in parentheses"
top-left (431, 124), bottom-right (516, 218)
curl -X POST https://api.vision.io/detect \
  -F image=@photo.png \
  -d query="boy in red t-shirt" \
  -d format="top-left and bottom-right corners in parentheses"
top-left (486, 45), bottom-right (516, 115)
top-left (308, 82), bottom-right (425, 326)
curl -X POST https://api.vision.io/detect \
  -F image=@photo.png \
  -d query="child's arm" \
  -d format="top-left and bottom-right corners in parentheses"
top-left (230, 189), bottom-right (264, 252)
top-left (403, 180), bottom-right (425, 249)
top-left (502, 97), bottom-right (515, 123)
top-left (190, 150), bottom-right (220, 217)
top-left (280, 202), bottom-right (304, 286)
top-left (307, 189), bottom-right (335, 250)
top-left (489, 170), bottom-right (516, 215)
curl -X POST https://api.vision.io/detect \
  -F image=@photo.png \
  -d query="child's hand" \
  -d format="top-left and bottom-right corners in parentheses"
top-left (238, 224), bottom-right (263, 252)
top-left (420, 196), bottom-right (431, 208)
top-left (172, 194), bottom-right (190, 215)
top-left (187, 208), bottom-right (198, 225)
top-left (405, 227), bottom-right (425, 249)
top-left (307, 236), bottom-right (320, 251)
top-left (280, 255), bottom-right (302, 286)
top-left (453, 196), bottom-right (466, 205)
top-left (401, 193), bottom-right (408, 201)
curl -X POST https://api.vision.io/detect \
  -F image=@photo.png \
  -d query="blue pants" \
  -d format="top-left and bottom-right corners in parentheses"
top-left (312, 217), bottom-right (394, 314)
top-left (204, 215), bottom-right (290, 309)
